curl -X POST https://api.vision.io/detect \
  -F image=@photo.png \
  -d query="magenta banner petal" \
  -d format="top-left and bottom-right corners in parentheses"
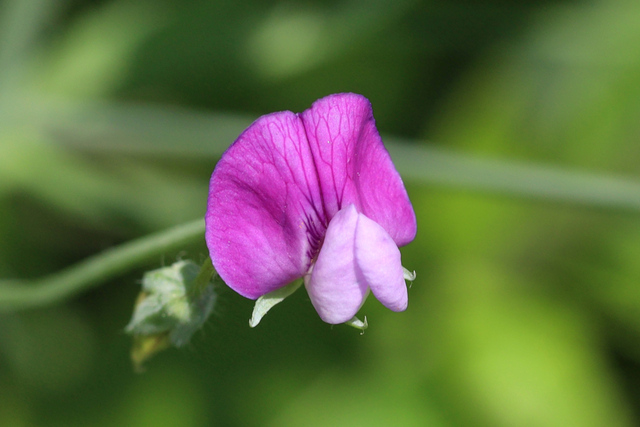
top-left (355, 213), bottom-right (408, 312)
top-left (301, 93), bottom-right (417, 246)
top-left (206, 111), bottom-right (325, 299)
top-left (306, 205), bottom-right (368, 324)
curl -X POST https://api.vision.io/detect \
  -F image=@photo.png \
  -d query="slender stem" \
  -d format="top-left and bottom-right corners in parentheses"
top-left (386, 141), bottom-right (640, 213)
top-left (0, 219), bottom-right (205, 312)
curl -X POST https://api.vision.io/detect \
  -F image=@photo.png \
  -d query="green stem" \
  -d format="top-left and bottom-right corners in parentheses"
top-left (386, 141), bottom-right (640, 213)
top-left (0, 219), bottom-right (205, 313)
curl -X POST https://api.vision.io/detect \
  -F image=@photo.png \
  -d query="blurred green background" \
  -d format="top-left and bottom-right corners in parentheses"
top-left (1, 0), bottom-right (640, 425)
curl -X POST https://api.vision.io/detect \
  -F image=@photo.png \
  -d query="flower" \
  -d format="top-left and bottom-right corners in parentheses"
top-left (205, 93), bottom-right (416, 325)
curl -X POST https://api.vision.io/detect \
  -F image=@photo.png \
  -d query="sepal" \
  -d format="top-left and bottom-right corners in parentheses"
top-left (249, 280), bottom-right (302, 327)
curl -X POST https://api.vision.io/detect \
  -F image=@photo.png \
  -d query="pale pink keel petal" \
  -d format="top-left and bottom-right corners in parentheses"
top-left (355, 213), bottom-right (407, 312)
top-left (206, 111), bottom-right (325, 299)
top-left (306, 205), bottom-right (368, 324)
top-left (301, 93), bottom-right (417, 247)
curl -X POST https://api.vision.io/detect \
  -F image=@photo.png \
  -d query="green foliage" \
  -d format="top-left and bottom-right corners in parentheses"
top-left (1, 0), bottom-right (640, 426)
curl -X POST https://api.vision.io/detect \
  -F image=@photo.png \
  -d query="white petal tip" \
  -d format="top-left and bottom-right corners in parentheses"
top-left (344, 315), bottom-right (368, 333)
top-left (403, 267), bottom-right (416, 282)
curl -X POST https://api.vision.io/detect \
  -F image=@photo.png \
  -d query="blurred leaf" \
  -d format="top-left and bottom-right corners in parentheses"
top-left (0, 127), bottom-right (207, 230)
top-left (42, 100), bottom-right (251, 159)
top-left (0, 0), bottom-right (57, 93)
top-left (244, 0), bottom-right (418, 81)
top-left (433, 0), bottom-right (640, 173)
top-left (30, 0), bottom-right (170, 98)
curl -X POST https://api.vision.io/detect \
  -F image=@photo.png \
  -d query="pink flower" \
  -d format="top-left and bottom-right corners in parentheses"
top-left (205, 93), bottom-right (416, 325)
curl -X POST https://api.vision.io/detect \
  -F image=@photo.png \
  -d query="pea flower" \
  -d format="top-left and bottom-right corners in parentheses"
top-left (205, 93), bottom-right (416, 327)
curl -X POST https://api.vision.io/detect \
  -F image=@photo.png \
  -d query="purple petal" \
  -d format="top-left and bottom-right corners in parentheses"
top-left (355, 213), bottom-right (407, 312)
top-left (206, 111), bottom-right (326, 299)
top-left (305, 205), bottom-right (368, 324)
top-left (301, 93), bottom-right (417, 246)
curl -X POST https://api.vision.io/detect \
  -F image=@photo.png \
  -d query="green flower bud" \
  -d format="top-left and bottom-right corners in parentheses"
top-left (126, 259), bottom-right (216, 370)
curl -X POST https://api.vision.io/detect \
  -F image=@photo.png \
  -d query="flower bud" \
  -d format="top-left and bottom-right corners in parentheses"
top-left (126, 259), bottom-right (216, 370)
